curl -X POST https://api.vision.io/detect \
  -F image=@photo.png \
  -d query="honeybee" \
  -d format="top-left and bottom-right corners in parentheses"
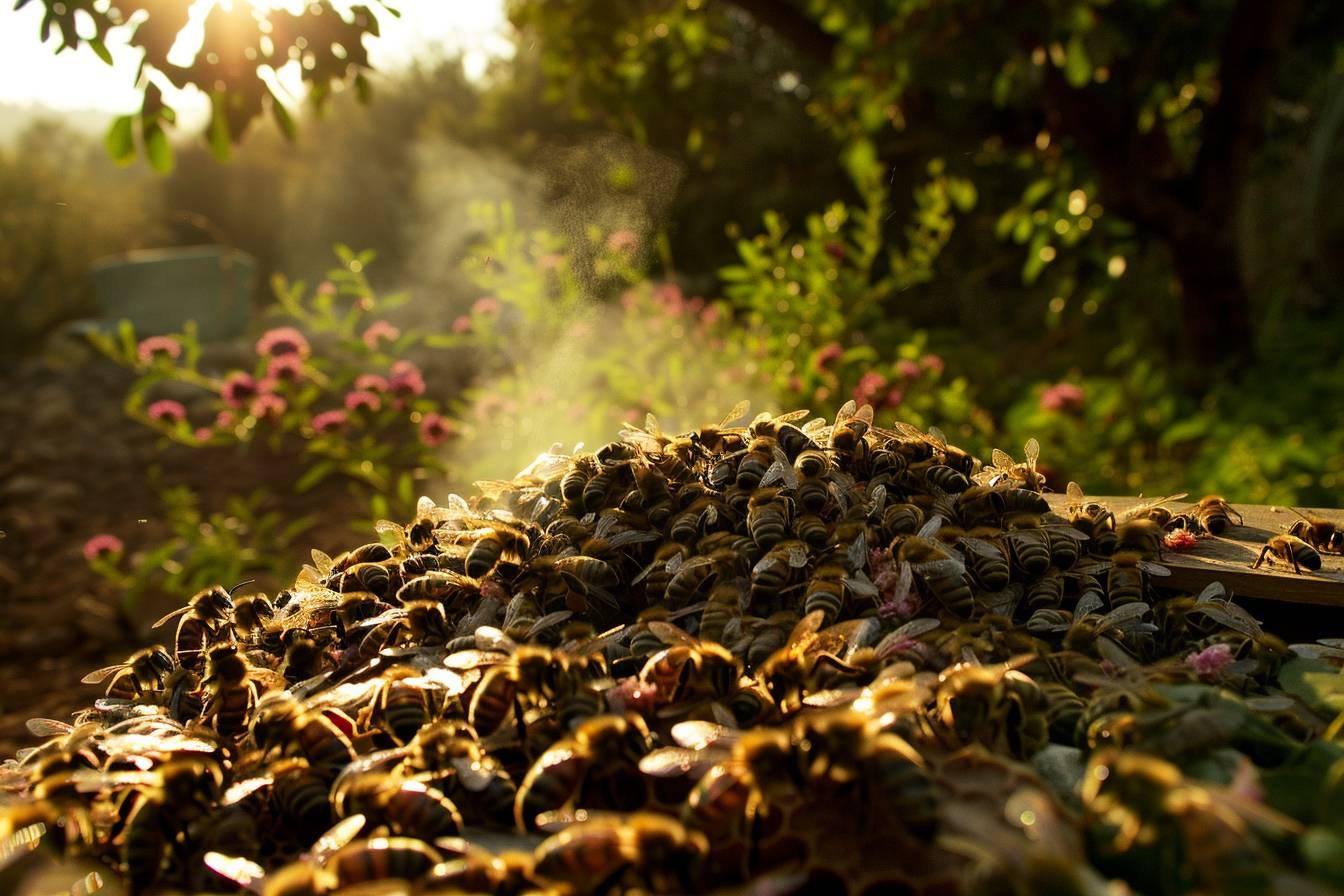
top-left (113, 755), bottom-right (224, 891)
top-left (424, 836), bottom-right (541, 895)
top-left (1193, 495), bottom-right (1243, 535)
top-left (639, 624), bottom-right (743, 719)
top-left (1077, 551), bottom-right (1171, 607)
top-left (81, 646), bottom-right (176, 700)
top-left (688, 400), bottom-right (752, 455)
top-left (749, 540), bottom-right (810, 615)
top-left (1254, 534), bottom-right (1322, 574)
top-left (560, 454), bottom-right (600, 509)
top-left (756, 610), bottom-right (878, 714)
top-left (749, 409), bottom-right (816, 460)
top-left (375, 495), bottom-right (452, 553)
top-left (200, 643), bottom-right (258, 738)
top-left (205, 814), bottom-right (369, 894)
top-left (746, 488), bottom-right (793, 550)
top-left (1114, 517), bottom-right (1166, 559)
top-left (981, 438), bottom-right (1045, 491)
top-left (394, 568), bottom-right (481, 607)
top-left (934, 656), bottom-right (1048, 758)
top-left (332, 772), bottom-right (464, 839)
top-left (1286, 507), bottom-right (1344, 554)
top-left (251, 693), bottom-right (357, 779)
top-left (895, 519), bottom-right (975, 618)
top-left (532, 810), bottom-right (709, 895)
top-left (700, 578), bottom-right (748, 644)
top-left (1117, 492), bottom-right (1190, 530)
top-left (152, 582), bottom-right (245, 667)
top-left (514, 713), bottom-right (655, 829)
top-left (351, 599), bottom-right (452, 662)
top-left (828, 401), bottom-right (874, 472)
top-left (468, 643), bottom-right (595, 739)
top-left (464, 522), bottom-right (532, 578)
top-left (1064, 482), bottom-right (1117, 555)
top-left (395, 720), bottom-right (517, 827)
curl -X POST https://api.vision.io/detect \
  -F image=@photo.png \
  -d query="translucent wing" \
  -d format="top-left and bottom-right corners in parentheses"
top-left (647, 621), bottom-right (696, 645)
top-left (312, 549), bottom-right (335, 573)
top-left (1024, 438), bottom-right (1040, 466)
top-left (204, 853), bottom-right (267, 891)
top-left (1075, 592), bottom-right (1105, 617)
top-left (313, 814), bottom-right (368, 864)
top-left (721, 400), bottom-right (751, 427)
top-left (917, 516), bottom-right (944, 539)
top-left (527, 611), bottom-right (573, 640)
top-left (1137, 561), bottom-right (1172, 577)
top-left (638, 747), bottom-right (717, 778)
top-left (81, 664), bottom-right (128, 685)
top-left (844, 572), bottom-right (880, 600)
top-left (991, 449), bottom-right (1014, 470)
top-left (671, 720), bottom-right (739, 750)
top-left (25, 718), bottom-right (73, 737)
top-left (151, 605), bottom-right (192, 629)
top-left (894, 617), bottom-right (940, 639)
top-left (1066, 482), bottom-right (1085, 504)
top-left (785, 543), bottom-right (810, 568)
top-left (846, 532), bottom-right (867, 571)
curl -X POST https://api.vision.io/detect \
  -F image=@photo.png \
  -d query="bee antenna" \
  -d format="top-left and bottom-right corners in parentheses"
top-left (228, 579), bottom-right (257, 596)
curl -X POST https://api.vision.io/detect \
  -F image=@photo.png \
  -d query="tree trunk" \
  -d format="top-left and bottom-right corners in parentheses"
top-left (1168, 230), bottom-right (1256, 372)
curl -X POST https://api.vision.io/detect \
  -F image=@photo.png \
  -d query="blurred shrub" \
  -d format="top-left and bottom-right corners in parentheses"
top-left (0, 120), bottom-right (161, 366)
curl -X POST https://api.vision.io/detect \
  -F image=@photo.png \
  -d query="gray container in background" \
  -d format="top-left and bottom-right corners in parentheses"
top-left (87, 245), bottom-right (255, 341)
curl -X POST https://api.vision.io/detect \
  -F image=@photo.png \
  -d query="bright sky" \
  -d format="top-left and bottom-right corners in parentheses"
top-left (0, 1), bottom-right (512, 124)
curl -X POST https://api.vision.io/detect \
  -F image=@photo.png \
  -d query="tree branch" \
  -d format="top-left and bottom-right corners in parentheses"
top-left (726, 0), bottom-right (838, 64)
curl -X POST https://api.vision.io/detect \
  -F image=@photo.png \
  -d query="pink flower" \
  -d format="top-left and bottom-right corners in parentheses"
top-left (146, 400), bottom-right (187, 424)
top-left (853, 371), bottom-right (888, 406)
top-left (194, 427), bottom-right (213, 441)
top-left (388, 361), bottom-right (426, 397)
top-left (1165, 529), bottom-right (1199, 551)
top-left (250, 394), bottom-right (286, 419)
top-left (788, 375), bottom-right (804, 392)
top-left (317, 281), bottom-right (337, 297)
top-left (266, 354), bottom-right (304, 383)
top-left (883, 387), bottom-right (904, 409)
top-left (451, 316), bottom-right (472, 334)
top-left (83, 534), bottom-right (123, 561)
top-left (813, 342), bottom-right (843, 371)
top-left (606, 229), bottom-right (638, 252)
top-left (362, 320), bottom-right (401, 350)
top-left (220, 372), bottom-right (258, 408)
top-left (136, 336), bottom-right (181, 364)
top-left (418, 412), bottom-right (455, 447)
top-left (344, 390), bottom-right (382, 412)
top-left (1039, 382), bottom-right (1085, 413)
top-left (620, 290), bottom-right (640, 312)
top-left (255, 326), bottom-right (310, 359)
top-left (919, 354), bottom-right (945, 375)
top-left (354, 373), bottom-right (389, 393)
top-left (1185, 643), bottom-right (1235, 679)
top-left (895, 359), bottom-right (922, 380)
top-left (700, 305), bottom-right (722, 326)
top-left (311, 410), bottom-right (348, 433)
top-left (824, 241), bottom-right (845, 260)
top-left (537, 253), bottom-right (564, 271)
top-left (654, 282), bottom-right (685, 315)
top-left (215, 410), bottom-right (236, 429)
top-left (471, 296), bottom-right (501, 316)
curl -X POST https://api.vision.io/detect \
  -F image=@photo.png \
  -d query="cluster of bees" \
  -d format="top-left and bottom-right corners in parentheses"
top-left (3, 401), bottom-right (1343, 895)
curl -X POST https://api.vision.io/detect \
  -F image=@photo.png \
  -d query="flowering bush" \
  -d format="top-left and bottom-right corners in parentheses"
top-left (88, 246), bottom-right (455, 500)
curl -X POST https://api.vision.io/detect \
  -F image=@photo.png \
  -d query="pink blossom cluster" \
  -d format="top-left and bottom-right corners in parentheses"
top-left (82, 534), bottom-right (124, 561)
top-left (362, 320), bottom-right (401, 350)
top-left (606, 229), bottom-right (638, 253)
top-left (1185, 643), bottom-right (1235, 678)
top-left (136, 336), bottom-right (181, 364)
top-left (1164, 529), bottom-right (1199, 551)
top-left (1039, 382), bottom-right (1085, 413)
top-left (146, 400), bottom-right (186, 424)
top-left (255, 326), bottom-right (310, 359)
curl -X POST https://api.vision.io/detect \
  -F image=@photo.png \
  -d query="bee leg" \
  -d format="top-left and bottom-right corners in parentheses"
top-left (1252, 546), bottom-right (1272, 570)
top-left (1291, 554), bottom-right (1303, 575)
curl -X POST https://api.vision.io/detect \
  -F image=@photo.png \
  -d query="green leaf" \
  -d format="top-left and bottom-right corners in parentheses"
top-left (295, 460), bottom-right (337, 494)
top-left (143, 121), bottom-right (173, 173)
top-left (105, 115), bottom-right (136, 165)
top-left (270, 90), bottom-right (297, 140)
top-left (1280, 658), bottom-right (1344, 713)
top-left (1064, 36), bottom-right (1092, 88)
top-left (87, 36), bottom-right (113, 65)
top-left (207, 93), bottom-right (233, 162)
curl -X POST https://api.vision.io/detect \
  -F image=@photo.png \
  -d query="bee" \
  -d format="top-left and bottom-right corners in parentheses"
top-left (468, 644), bottom-right (586, 737)
top-left (749, 408), bottom-right (816, 459)
top-left (152, 582), bottom-right (244, 667)
top-left (204, 815), bottom-right (369, 893)
top-left (955, 485), bottom-right (1007, 529)
top-left (1114, 517), bottom-right (1166, 559)
top-left (690, 400), bottom-right (752, 455)
top-left (200, 643), bottom-right (258, 738)
top-left (746, 488), bottom-right (793, 549)
top-left (353, 599), bottom-right (452, 662)
top-left (115, 756), bottom-right (224, 891)
top-left (1024, 567), bottom-right (1066, 611)
top-left (1078, 551), bottom-right (1172, 607)
top-left (1193, 495), bottom-right (1243, 536)
top-left (749, 540), bottom-right (810, 615)
top-left (324, 561), bottom-right (394, 598)
top-left (1286, 507), bottom-right (1344, 554)
top-left (792, 449), bottom-right (833, 513)
top-left (923, 464), bottom-right (971, 494)
top-left (331, 772), bottom-right (463, 839)
top-left (700, 578), bottom-right (748, 644)
top-left (895, 520), bottom-right (975, 618)
top-left (398, 720), bottom-right (517, 827)
top-left (639, 624), bottom-right (743, 718)
top-left (366, 666), bottom-right (437, 747)
top-left (325, 836), bottom-right (444, 888)
top-left (560, 454), bottom-right (600, 509)
top-left (80, 646), bottom-right (176, 700)
top-left (1118, 492), bottom-right (1190, 530)
top-left (333, 589), bottom-right (383, 638)
top-left (756, 611), bottom-right (878, 714)
top-left (514, 713), bottom-right (654, 829)
top-left (828, 400), bottom-right (873, 472)
top-left (326, 541), bottom-right (395, 572)
top-left (982, 438), bottom-right (1045, 491)
top-left (251, 691), bottom-right (358, 782)
top-left (423, 838), bottom-right (541, 894)
top-left (464, 522), bottom-right (532, 578)
top-left (245, 756), bottom-right (337, 841)
top-left (394, 568), bottom-right (481, 607)
top-left (532, 811), bottom-right (709, 895)
top-left (1064, 482), bottom-right (1117, 555)
top-left (375, 494), bottom-right (451, 553)
top-left (1254, 534), bottom-right (1322, 574)
top-left (934, 656), bottom-right (1048, 758)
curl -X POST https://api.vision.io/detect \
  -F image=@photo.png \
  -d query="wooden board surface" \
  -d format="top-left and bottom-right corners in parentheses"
top-left (1043, 496), bottom-right (1344, 607)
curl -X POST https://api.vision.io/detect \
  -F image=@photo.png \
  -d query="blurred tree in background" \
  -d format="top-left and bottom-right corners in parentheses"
top-left (9, 0), bottom-right (1344, 504)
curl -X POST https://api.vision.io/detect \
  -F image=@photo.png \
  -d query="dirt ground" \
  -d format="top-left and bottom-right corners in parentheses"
top-left (0, 341), bottom-right (355, 758)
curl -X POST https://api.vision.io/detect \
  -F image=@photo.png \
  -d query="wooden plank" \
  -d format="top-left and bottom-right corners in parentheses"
top-left (1043, 496), bottom-right (1344, 607)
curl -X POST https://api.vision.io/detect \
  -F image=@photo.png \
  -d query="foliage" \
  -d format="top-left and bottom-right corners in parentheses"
top-left (84, 486), bottom-right (315, 617)
top-left (0, 119), bottom-right (162, 367)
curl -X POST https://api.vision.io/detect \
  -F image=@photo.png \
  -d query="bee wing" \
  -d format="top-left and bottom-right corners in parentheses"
top-left (1045, 526), bottom-right (1089, 541)
top-left (1293, 644), bottom-right (1344, 660)
top-left (917, 516), bottom-right (944, 539)
top-left (1099, 603), bottom-right (1150, 629)
top-left (672, 720), bottom-right (739, 750)
top-left (313, 814), bottom-right (369, 865)
top-left (833, 400), bottom-right (857, 427)
top-left (222, 775), bottom-right (274, 806)
top-left (894, 617), bottom-right (940, 639)
top-left (645, 413), bottom-right (663, 438)
top-left (1137, 561), bottom-right (1171, 577)
top-left (1244, 695), bottom-right (1296, 712)
top-left (374, 519), bottom-right (405, 538)
top-left (1066, 481), bottom-right (1085, 504)
top-left (844, 571), bottom-right (879, 600)
top-left (1198, 603), bottom-right (1263, 637)
top-left (787, 609), bottom-right (827, 645)
top-left (415, 495), bottom-right (437, 517)
top-left (1196, 581), bottom-right (1227, 602)
top-left (151, 605), bottom-right (192, 629)
top-left (204, 853), bottom-right (267, 891)
top-left (25, 718), bottom-right (73, 737)
top-left (761, 459), bottom-right (798, 489)
top-left (817, 618), bottom-right (880, 656)
top-left (990, 449), bottom-right (1014, 471)
top-left (80, 664), bottom-right (129, 685)
top-left (915, 557), bottom-right (966, 578)
top-left (846, 532), bottom-right (868, 571)
top-left (474, 626), bottom-right (519, 653)
top-left (1075, 592), bottom-right (1105, 617)
top-left (773, 409), bottom-right (811, 424)
top-left (960, 537), bottom-right (1003, 560)
top-left (1318, 638), bottom-right (1344, 649)
top-left (526, 611), bottom-right (574, 640)
top-left (785, 543), bottom-right (810, 568)
top-left (720, 399), bottom-right (752, 427)
top-left (647, 621), bottom-right (696, 645)
top-left (1096, 636), bottom-right (1139, 668)
top-left (926, 425), bottom-right (947, 446)
top-left (1071, 560), bottom-right (1110, 576)
top-left (978, 585), bottom-right (1021, 618)
top-left (1024, 438), bottom-right (1040, 466)
top-left (450, 756), bottom-right (498, 792)
top-left (638, 747), bottom-right (716, 778)
top-left (752, 552), bottom-right (784, 576)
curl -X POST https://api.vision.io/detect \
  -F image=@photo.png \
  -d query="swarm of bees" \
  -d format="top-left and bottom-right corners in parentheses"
top-left (3, 401), bottom-right (1342, 895)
